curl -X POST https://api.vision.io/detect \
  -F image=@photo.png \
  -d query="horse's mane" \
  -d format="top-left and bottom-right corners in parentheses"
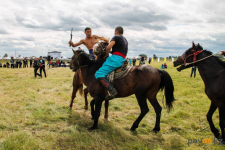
top-left (203, 50), bottom-right (225, 67)
top-left (95, 37), bottom-right (109, 44)
top-left (78, 50), bottom-right (105, 66)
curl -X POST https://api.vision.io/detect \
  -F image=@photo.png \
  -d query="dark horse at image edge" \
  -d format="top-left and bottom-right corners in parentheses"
top-left (174, 42), bottom-right (225, 142)
top-left (72, 48), bottom-right (175, 131)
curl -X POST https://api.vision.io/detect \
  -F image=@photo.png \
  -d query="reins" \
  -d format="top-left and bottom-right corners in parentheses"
top-left (73, 52), bottom-right (88, 69)
top-left (182, 50), bottom-right (223, 66)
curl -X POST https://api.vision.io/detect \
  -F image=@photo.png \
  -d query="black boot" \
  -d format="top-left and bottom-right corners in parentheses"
top-left (98, 77), bottom-right (118, 100)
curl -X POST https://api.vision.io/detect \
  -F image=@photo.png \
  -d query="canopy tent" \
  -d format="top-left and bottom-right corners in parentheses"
top-left (60, 56), bottom-right (68, 60)
top-left (16, 56), bottom-right (24, 60)
top-left (3, 57), bottom-right (11, 60)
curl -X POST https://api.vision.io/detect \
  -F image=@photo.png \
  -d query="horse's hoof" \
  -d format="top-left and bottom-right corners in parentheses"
top-left (151, 129), bottom-right (160, 133)
top-left (88, 126), bottom-right (97, 130)
top-left (130, 127), bottom-right (136, 131)
top-left (84, 106), bottom-right (88, 110)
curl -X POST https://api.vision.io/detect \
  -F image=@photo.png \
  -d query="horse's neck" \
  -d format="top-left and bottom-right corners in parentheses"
top-left (196, 54), bottom-right (224, 85)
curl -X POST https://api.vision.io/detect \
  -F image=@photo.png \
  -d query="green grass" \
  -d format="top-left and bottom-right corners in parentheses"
top-left (0, 60), bottom-right (224, 150)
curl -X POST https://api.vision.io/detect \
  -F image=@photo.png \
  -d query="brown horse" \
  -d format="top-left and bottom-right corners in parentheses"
top-left (72, 46), bottom-right (175, 131)
top-left (173, 42), bottom-right (225, 142)
top-left (69, 48), bottom-right (109, 120)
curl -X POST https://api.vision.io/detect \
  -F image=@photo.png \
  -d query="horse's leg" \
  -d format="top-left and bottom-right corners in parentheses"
top-left (207, 102), bottom-right (220, 138)
top-left (84, 88), bottom-right (88, 110)
top-left (89, 99), bottom-right (103, 130)
top-left (130, 93), bottom-right (149, 131)
top-left (148, 96), bottom-right (162, 132)
top-left (104, 100), bottom-right (109, 121)
top-left (218, 105), bottom-right (225, 142)
top-left (90, 99), bottom-right (95, 120)
top-left (69, 87), bottom-right (76, 109)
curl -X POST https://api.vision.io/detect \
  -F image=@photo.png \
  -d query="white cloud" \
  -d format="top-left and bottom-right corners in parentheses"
top-left (0, 0), bottom-right (224, 58)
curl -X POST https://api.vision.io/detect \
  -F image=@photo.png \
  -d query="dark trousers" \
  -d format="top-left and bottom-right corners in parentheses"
top-left (11, 64), bottom-right (14, 68)
top-left (34, 67), bottom-right (41, 77)
top-left (133, 62), bottom-right (136, 66)
top-left (40, 66), bottom-right (46, 77)
top-left (23, 63), bottom-right (28, 68)
top-left (30, 63), bottom-right (32, 68)
top-left (190, 67), bottom-right (196, 78)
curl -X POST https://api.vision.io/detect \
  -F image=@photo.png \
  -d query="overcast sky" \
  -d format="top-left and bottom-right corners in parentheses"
top-left (0, 0), bottom-right (225, 58)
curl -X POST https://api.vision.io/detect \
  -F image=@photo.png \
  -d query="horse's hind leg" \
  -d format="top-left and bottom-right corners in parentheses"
top-left (84, 88), bottom-right (88, 110)
top-left (148, 95), bottom-right (162, 132)
top-left (130, 93), bottom-right (149, 131)
top-left (207, 102), bottom-right (220, 138)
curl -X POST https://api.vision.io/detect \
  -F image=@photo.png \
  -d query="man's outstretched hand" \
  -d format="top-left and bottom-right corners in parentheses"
top-left (221, 51), bottom-right (225, 56)
top-left (68, 41), bottom-right (73, 47)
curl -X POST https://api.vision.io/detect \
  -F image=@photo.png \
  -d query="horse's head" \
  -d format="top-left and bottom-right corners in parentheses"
top-left (173, 42), bottom-right (203, 71)
top-left (93, 38), bottom-right (109, 59)
top-left (71, 49), bottom-right (90, 72)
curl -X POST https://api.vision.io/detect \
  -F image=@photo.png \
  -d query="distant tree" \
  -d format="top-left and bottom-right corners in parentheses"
top-left (3, 53), bottom-right (8, 57)
top-left (153, 54), bottom-right (157, 59)
top-left (168, 56), bottom-right (172, 59)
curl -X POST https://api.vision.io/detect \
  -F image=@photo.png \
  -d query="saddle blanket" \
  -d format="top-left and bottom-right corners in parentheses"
top-left (107, 66), bottom-right (132, 82)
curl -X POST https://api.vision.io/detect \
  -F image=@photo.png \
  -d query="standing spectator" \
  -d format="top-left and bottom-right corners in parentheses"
top-left (139, 57), bottom-right (145, 65)
top-left (16, 60), bottom-right (19, 68)
top-left (30, 58), bottom-right (33, 68)
top-left (132, 58), bottom-right (136, 66)
top-left (6, 62), bottom-right (10, 68)
top-left (164, 63), bottom-right (167, 69)
top-left (10, 57), bottom-right (14, 68)
top-left (148, 58), bottom-right (151, 64)
top-left (23, 58), bottom-right (28, 68)
top-left (39, 56), bottom-right (46, 78)
top-left (56, 60), bottom-right (60, 67)
top-left (129, 59), bottom-right (132, 66)
top-left (19, 60), bottom-right (22, 68)
top-left (190, 66), bottom-right (197, 78)
top-left (33, 58), bottom-right (41, 78)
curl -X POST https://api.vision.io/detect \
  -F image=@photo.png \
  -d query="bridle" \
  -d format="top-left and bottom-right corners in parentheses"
top-left (181, 49), bottom-right (203, 66)
top-left (181, 49), bottom-right (222, 66)
top-left (73, 52), bottom-right (88, 69)
top-left (95, 42), bottom-right (106, 56)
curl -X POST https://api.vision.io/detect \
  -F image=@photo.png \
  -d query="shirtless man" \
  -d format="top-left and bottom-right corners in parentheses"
top-left (68, 27), bottom-right (103, 59)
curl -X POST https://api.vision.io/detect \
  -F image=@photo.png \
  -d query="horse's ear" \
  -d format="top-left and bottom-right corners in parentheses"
top-left (192, 42), bottom-right (195, 48)
top-left (72, 49), bottom-right (76, 54)
top-left (197, 43), bottom-right (200, 46)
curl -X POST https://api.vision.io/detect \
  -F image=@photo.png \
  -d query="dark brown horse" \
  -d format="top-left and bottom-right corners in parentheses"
top-left (173, 42), bottom-right (225, 142)
top-left (72, 47), bottom-right (175, 131)
top-left (69, 48), bottom-right (109, 120)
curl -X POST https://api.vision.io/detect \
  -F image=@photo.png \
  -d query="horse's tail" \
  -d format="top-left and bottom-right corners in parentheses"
top-left (78, 84), bottom-right (84, 97)
top-left (158, 69), bottom-right (175, 112)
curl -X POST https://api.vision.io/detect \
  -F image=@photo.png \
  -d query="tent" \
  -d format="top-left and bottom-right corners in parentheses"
top-left (3, 57), bottom-right (11, 60)
top-left (60, 56), bottom-right (68, 60)
top-left (17, 56), bottom-right (24, 60)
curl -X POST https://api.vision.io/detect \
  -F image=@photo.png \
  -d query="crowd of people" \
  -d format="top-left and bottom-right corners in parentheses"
top-left (126, 57), bottom-right (152, 66)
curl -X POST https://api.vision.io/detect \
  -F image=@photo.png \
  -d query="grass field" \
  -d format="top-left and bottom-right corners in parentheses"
top-left (0, 60), bottom-right (224, 150)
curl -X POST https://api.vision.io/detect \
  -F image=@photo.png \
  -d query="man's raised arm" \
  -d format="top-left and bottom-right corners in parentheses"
top-left (68, 39), bottom-right (84, 47)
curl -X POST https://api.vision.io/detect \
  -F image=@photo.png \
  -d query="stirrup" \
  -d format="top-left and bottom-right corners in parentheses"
top-left (105, 91), bottom-right (117, 100)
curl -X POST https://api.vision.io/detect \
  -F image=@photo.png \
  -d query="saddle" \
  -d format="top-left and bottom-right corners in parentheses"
top-left (107, 60), bottom-right (132, 82)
